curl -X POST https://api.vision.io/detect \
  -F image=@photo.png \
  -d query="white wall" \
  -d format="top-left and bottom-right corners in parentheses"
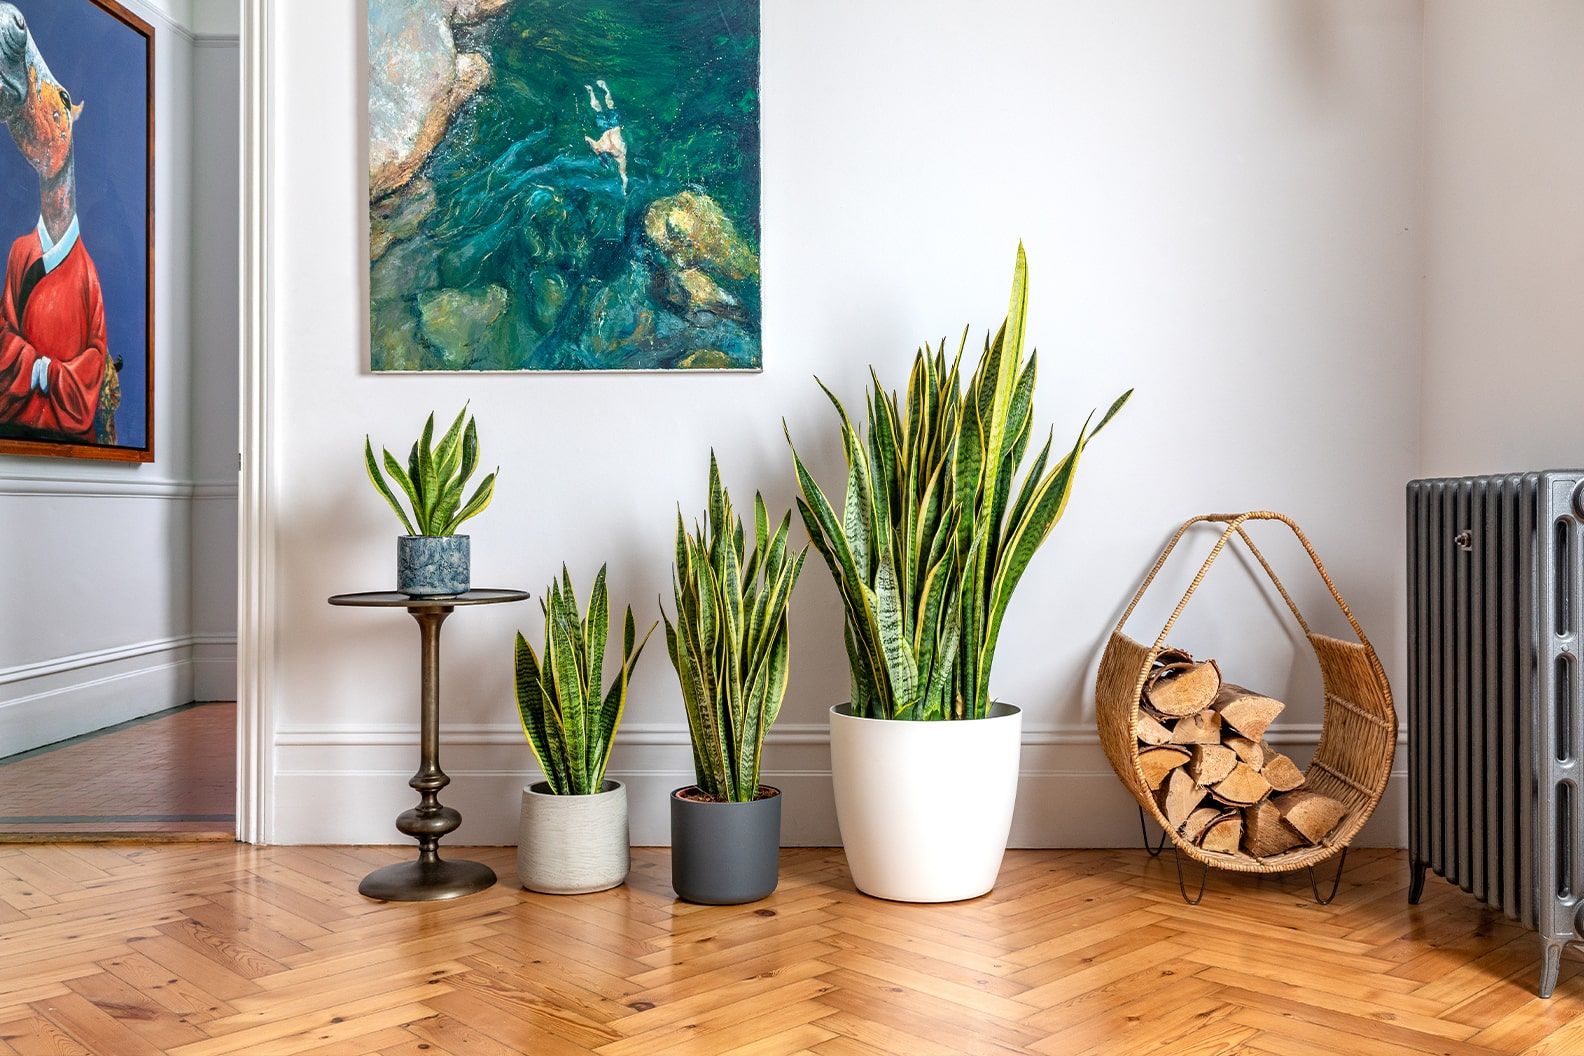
top-left (0, 3), bottom-right (238, 756)
top-left (264, 1), bottom-right (1422, 846)
top-left (1420, 2), bottom-right (1584, 478)
top-left (191, 38), bottom-right (241, 699)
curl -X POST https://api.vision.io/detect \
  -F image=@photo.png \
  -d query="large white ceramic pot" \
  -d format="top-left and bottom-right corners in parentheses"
top-left (829, 702), bottom-right (1022, 902)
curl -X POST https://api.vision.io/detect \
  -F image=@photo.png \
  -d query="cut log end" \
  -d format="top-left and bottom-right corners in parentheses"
top-left (1162, 767), bottom-right (1204, 830)
top-left (1212, 684), bottom-right (1285, 742)
top-left (1170, 710), bottom-right (1223, 745)
top-left (1225, 736), bottom-right (1264, 768)
top-left (1242, 799), bottom-right (1304, 857)
top-left (1136, 712), bottom-right (1175, 746)
top-left (1276, 790), bottom-right (1349, 844)
top-left (1147, 660), bottom-right (1224, 717)
top-left (1211, 761), bottom-right (1272, 808)
top-left (1189, 743), bottom-right (1237, 786)
top-left (1181, 806), bottom-right (1224, 843)
top-left (1261, 750), bottom-right (1305, 793)
top-left (1139, 745), bottom-right (1192, 790)
top-left (1200, 813), bottom-right (1243, 855)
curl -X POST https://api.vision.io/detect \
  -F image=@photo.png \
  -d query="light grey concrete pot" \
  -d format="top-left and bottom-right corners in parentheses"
top-left (517, 780), bottom-right (630, 894)
top-left (397, 534), bottom-right (470, 597)
top-left (670, 786), bottom-right (781, 905)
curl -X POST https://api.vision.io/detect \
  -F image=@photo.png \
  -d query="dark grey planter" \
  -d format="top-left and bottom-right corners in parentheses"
top-left (670, 786), bottom-right (781, 905)
top-left (397, 535), bottom-right (470, 597)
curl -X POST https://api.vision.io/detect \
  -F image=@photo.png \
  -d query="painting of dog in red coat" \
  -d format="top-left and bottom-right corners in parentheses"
top-left (0, 0), bottom-right (151, 462)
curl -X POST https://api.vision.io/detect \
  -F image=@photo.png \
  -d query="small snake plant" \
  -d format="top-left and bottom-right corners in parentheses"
top-left (515, 565), bottom-right (656, 795)
top-left (664, 453), bottom-right (807, 802)
top-left (787, 244), bottom-right (1130, 720)
top-left (365, 405), bottom-right (498, 536)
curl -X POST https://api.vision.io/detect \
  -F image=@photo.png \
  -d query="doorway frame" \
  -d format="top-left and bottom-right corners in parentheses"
top-left (236, 0), bottom-right (274, 844)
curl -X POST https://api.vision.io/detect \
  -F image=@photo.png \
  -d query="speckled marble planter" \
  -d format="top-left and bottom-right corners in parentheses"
top-left (396, 535), bottom-right (470, 597)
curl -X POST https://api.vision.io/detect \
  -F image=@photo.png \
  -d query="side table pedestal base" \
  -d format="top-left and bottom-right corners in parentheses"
top-left (358, 857), bottom-right (497, 902)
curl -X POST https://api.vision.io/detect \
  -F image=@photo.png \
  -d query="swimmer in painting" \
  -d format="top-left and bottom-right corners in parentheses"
top-left (583, 79), bottom-right (628, 194)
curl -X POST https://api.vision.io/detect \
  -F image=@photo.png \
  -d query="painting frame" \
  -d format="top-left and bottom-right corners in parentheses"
top-left (0, 0), bottom-right (155, 463)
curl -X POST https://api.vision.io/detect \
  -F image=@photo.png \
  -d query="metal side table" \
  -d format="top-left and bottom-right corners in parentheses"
top-left (328, 588), bottom-right (529, 901)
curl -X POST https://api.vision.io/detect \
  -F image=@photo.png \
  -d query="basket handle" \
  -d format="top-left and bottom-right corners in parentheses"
top-left (1114, 511), bottom-right (1371, 653)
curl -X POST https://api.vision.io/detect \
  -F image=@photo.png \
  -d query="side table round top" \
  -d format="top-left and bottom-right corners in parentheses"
top-left (328, 588), bottom-right (530, 609)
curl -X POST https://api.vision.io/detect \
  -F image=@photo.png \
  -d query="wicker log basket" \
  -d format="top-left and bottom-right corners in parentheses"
top-left (1095, 512), bottom-right (1396, 902)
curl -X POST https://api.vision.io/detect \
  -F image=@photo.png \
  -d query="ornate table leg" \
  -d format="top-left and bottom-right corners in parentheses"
top-left (358, 607), bottom-right (497, 901)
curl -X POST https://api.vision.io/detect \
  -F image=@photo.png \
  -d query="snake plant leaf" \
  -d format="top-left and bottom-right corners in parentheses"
top-left (585, 565), bottom-right (609, 729)
top-left (446, 470), bottom-right (497, 534)
top-left (365, 438), bottom-right (416, 536)
top-left (513, 632), bottom-right (563, 794)
top-left (431, 482), bottom-right (462, 539)
top-left (873, 551), bottom-right (919, 707)
top-left (415, 413), bottom-right (438, 530)
top-left (1092, 388), bottom-right (1134, 437)
top-left (594, 609), bottom-right (654, 785)
top-left (434, 404), bottom-right (468, 483)
top-left (546, 590), bottom-right (588, 794)
top-left (381, 447), bottom-right (420, 517)
top-left (459, 417), bottom-right (478, 486)
top-left (406, 440), bottom-right (423, 515)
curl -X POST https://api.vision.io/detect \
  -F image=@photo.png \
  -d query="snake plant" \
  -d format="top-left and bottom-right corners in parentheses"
top-left (365, 405), bottom-right (498, 536)
top-left (787, 244), bottom-right (1131, 721)
top-left (664, 454), bottom-right (808, 802)
top-left (515, 565), bottom-right (656, 795)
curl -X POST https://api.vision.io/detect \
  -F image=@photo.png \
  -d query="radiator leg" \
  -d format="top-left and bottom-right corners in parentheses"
top-left (1408, 860), bottom-right (1427, 904)
top-left (1309, 847), bottom-right (1348, 905)
top-left (1540, 938), bottom-right (1565, 999)
top-left (1138, 807), bottom-right (1168, 858)
top-left (1172, 846), bottom-right (1209, 905)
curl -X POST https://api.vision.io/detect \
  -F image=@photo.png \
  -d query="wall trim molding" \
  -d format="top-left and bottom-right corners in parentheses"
top-left (0, 474), bottom-right (237, 499)
top-left (119, 0), bottom-right (239, 45)
top-left (237, 0), bottom-right (276, 845)
top-left (270, 765), bottom-right (1410, 848)
top-left (0, 633), bottom-right (235, 688)
top-left (274, 719), bottom-right (1405, 749)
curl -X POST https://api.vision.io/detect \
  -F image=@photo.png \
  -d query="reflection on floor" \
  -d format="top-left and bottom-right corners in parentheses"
top-left (0, 701), bottom-right (235, 836)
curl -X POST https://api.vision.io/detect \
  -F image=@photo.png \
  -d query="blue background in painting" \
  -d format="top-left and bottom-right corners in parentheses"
top-left (0, 1), bottom-right (148, 450)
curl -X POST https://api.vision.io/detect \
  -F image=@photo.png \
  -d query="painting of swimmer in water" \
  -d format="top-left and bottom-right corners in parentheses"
top-left (0, 0), bottom-right (153, 460)
top-left (369, 0), bottom-right (761, 372)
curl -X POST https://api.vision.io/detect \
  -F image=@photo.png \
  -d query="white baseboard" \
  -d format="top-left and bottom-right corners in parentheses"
top-left (0, 634), bottom-right (237, 755)
top-left (272, 728), bottom-right (1409, 848)
top-left (1, 655), bottom-right (193, 756)
top-left (191, 637), bottom-right (238, 701)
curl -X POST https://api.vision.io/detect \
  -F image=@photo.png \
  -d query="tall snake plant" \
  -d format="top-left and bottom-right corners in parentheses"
top-left (787, 245), bottom-right (1131, 721)
top-left (365, 405), bottom-right (498, 536)
top-left (515, 565), bottom-right (655, 795)
top-left (664, 454), bottom-right (807, 802)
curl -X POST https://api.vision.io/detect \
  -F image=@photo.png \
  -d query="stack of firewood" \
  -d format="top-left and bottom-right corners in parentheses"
top-left (1136, 648), bottom-right (1348, 858)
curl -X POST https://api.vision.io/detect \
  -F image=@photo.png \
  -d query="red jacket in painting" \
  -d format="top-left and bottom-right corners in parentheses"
top-left (0, 224), bottom-right (108, 442)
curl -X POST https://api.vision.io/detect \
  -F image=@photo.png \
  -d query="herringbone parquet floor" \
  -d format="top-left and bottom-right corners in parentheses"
top-left (1, 843), bottom-right (1579, 1055)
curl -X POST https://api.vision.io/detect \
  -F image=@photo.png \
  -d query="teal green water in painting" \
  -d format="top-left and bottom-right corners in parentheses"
top-left (370, 0), bottom-right (760, 371)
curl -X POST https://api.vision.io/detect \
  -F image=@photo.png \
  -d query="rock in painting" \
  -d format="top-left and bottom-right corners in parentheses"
top-left (367, 0), bottom-right (761, 372)
top-left (368, 0), bottom-right (492, 201)
top-left (418, 285), bottom-right (509, 367)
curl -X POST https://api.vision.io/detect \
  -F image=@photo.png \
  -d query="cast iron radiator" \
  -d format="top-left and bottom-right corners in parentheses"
top-left (1407, 471), bottom-right (1584, 998)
